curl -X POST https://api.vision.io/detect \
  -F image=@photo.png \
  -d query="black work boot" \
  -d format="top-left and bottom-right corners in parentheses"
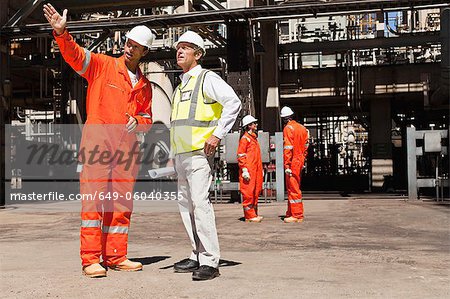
top-left (173, 258), bottom-right (199, 273)
top-left (192, 265), bottom-right (220, 281)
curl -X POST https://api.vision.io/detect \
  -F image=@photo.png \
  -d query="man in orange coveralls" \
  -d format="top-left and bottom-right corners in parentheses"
top-left (44, 3), bottom-right (153, 277)
top-left (280, 106), bottom-right (309, 223)
top-left (237, 115), bottom-right (264, 222)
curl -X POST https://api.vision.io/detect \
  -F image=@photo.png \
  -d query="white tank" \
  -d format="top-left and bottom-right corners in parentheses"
top-left (144, 62), bottom-right (173, 125)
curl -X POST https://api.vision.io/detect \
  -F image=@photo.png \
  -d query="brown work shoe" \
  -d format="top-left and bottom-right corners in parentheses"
top-left (82, 263), bottom-right (107, 278)
top-left (284, 216), bottom-right (304, 223)
top-left (109, 259), bottom-right (143, 272)
top-left (245, 216), bottom-right (262, 223)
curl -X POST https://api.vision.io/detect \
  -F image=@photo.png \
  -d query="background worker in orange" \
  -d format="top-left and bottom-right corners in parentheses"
top-left (280, 106), bottom-right (309, 223)
top-left (44, 4), bottom-right (153, 277)
top-left (237, 115), bottom-right (264, 222)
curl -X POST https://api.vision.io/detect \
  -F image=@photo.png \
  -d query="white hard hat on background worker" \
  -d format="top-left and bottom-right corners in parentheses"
top-left (280, 106), bottom-right (294, 118)
top-left (126, 25), bottom-right (154, 48)
top-left (173, 30), bottom-right (206, 55)
top-left (242, 115), bottom-right (258, 127)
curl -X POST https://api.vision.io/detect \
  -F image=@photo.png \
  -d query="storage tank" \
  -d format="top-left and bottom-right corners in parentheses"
top-left (144, 62), bottom-right (173, 125)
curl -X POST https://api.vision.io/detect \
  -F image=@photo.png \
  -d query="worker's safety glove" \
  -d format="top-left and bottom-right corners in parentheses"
top-left (285, 168), bottom-right (293, 176)
top-left (242, 168), bottom-right (251, 181)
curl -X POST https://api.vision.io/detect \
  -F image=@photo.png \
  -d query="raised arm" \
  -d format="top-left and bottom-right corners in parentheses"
top-left (43, 3), bottom-right (101, 81)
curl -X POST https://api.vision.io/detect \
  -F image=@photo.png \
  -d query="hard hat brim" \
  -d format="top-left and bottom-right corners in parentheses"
top-left (125, 36), bottom-right (148, 48)
top-left (242, 118), bottom-right (258, 127)
top-left (173, 41), bottom-right (206, 55)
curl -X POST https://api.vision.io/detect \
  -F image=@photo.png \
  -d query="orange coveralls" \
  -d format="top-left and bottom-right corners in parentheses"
top-left (283, 120), bottom-right (309, 219)
top-left (237, 131), bottom-right (263, 219)
top-left (54, 30), bottom-right (152, 266)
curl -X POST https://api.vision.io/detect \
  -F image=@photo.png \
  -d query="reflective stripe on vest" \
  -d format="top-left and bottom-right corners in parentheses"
top-left (171, 70), bottom-right (223, 154)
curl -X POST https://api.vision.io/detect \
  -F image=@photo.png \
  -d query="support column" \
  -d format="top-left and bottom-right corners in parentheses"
top-left (184, 0), bottom-right (192, 12)
top-left (440, 8), bottom-right (450, 100)
top-left (0, 76), bottom-right (6, 208)
top-left (259, 21), bottom-right (280, 133)
top-left (376, 12), bottom-right (384, 38)
top-left (1, 0), bottom-right (10, 208)
top-left (406, 127), bottom-right (418, 200)
top-left (370, 98), bottom-right (392, 190)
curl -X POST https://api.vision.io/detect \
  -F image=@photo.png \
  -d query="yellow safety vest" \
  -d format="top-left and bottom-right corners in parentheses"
top-left (171, 70), bottom-right (223, 154)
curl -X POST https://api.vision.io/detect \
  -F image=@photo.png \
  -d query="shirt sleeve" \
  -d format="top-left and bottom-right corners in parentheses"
top-left (203, 72), bottom-right (241, 140)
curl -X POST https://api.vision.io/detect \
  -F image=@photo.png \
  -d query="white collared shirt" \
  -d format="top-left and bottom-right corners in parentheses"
top-left (127, 68), bottom-right (140, 88)
top-left (178, 65), bottom-right (242, 139)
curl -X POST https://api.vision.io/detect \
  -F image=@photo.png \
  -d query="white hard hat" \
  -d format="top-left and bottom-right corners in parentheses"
top-left (173, 30), bottom-right (206, 55)
top-left (280, 106), bottom-right (294, 118)
top-left (126, 25), bottom-right (154, 48)
top-left (242, 115), bottom-right (258, 127)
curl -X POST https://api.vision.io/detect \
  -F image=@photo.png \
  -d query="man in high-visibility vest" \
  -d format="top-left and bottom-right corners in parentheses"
top-left (44, 4), bottom-right (153, 277)
top-left (171, 31), bottom-right (241, 280)
top-left (280, 106), bottom-right (309, 223)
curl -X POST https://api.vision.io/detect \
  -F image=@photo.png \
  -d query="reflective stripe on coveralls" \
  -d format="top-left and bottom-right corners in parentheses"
top-left (103, 226), bottom-right (129, 234)
top-left (76, 48), bottom-right (91, 75)
top-left (289, 199), bottom-right (303, 204)
top-left (81, 220), bottom-right (101, 228)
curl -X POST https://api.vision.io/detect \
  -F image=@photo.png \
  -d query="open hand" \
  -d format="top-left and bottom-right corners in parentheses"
top-left (43, 3), bottom-right (67, 35)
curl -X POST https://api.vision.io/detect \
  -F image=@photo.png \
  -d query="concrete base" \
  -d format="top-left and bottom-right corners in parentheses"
top-left (1, 196), bottom-right (449, 298)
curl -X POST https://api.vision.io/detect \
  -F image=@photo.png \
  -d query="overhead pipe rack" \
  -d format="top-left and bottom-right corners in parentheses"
top-left (1, 0), bottom-right (449, 39)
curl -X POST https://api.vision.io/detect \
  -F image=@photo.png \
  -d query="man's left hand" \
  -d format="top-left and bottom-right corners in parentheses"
top-left (126, 113), bottom-right (138, 133)
top-left (204, 135), bottom-right (220, 157)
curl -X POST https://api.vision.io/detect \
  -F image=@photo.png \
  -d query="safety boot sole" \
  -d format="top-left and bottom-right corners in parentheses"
top-left (108, 265), bottom-right (143, 272)
top-left (174, 267), bottom-right (199, 273)
top-left (82, 270), bottom-right (107, 278)
top-left (284, 217), bottom-right (304, 223)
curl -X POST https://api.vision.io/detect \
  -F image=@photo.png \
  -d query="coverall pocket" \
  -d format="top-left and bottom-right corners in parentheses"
top-left (102, 79), bottom-right (127, 114)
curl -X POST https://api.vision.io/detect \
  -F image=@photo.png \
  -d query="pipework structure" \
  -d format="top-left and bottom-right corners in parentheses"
top-left (1, 0), bottom-right (449, 206)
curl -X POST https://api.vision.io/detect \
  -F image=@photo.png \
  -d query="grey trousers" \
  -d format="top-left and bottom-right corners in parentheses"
top-left (175, 150), bottom-right (220, 268)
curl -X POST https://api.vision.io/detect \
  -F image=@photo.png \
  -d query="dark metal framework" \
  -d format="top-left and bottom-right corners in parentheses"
top-left (1, 0), bottom-right (449, 38)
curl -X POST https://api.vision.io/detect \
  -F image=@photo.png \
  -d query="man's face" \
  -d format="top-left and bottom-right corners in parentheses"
top-left (282, 117), bottom-right (291, 124)
top-left (176, 42), bottom-right (202, 70)
top-left (124, 39), bottom-right (148, 63)
top-left (248, 122), bottom-right (258, 131)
